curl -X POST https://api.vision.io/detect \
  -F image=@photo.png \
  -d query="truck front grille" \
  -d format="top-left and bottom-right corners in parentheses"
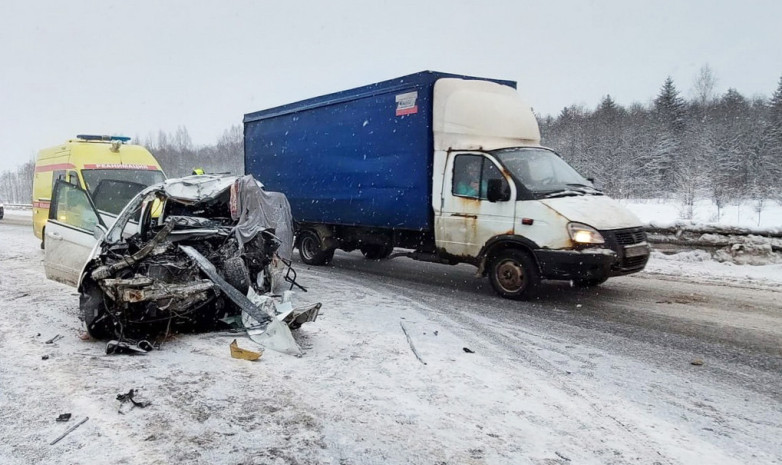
top-left (600, 227), bottom-right (650, 272)
top-left (613, 228), bottom-right (647, 246)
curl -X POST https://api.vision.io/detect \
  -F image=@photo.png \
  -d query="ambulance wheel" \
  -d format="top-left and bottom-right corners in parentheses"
top-left (489, 249), bottom-right (539, 300)
top-left (298, 230), bottom-right (334, 266)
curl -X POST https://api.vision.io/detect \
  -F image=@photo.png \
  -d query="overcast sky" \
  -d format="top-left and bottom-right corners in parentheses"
top-left (1, 0), bottom-right (780, 173)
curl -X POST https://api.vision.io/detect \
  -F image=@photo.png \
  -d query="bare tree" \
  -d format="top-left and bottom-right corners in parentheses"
top-left (692, 64), bottom-right (718, 107)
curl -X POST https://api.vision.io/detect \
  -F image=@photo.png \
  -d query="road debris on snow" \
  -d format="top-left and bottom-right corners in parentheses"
top-left (230, 339), bottom-right (262, 361)
top-left (50, 417), bottom-right (89, 445)
top-left (116, 389), bottom-right (150, 414)
top-left (106, 340), bottom-right (153, 355)
top-left (45, 334), bottom-right (63, 344)
top-left (400, 321), bottom-right (426, 365)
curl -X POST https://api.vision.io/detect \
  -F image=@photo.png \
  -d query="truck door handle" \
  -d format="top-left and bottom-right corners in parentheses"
top-left (451, 213), bottom-right (477, 219)
top-left (48, 232), bottom-right (63, 241)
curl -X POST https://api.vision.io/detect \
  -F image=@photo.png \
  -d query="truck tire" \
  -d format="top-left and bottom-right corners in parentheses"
top-left (488, 249), bottom-right (539, 300)
top-left (360, 244), bottom-right (393, 260)
top-left (298, 230), bottom-right (334, 266)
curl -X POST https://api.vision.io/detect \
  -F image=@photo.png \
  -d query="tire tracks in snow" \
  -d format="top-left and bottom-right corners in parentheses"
top-left (301, 260), bottom-right (768, 464)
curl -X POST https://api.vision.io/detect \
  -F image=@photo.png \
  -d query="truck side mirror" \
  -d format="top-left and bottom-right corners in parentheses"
top-left (486, 179), bottom-right (510, 202)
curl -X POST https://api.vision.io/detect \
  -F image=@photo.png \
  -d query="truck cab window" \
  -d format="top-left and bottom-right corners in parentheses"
top-left (453, 154), bottom-right (509, 200)
top-left (453, 155), bottom-right (483, 198)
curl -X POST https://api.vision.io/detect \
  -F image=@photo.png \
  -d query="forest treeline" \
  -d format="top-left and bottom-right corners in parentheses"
top-left (2, 68), bottom-right (781, 219)
top-left (540, 69), bottom-right (782, 218)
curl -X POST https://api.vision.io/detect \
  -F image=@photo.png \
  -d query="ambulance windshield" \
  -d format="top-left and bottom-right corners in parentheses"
top-left (82, 169), bottom-right (166, 214)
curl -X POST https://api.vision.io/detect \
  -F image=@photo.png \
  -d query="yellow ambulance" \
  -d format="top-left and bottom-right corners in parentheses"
top-left (33, 135), bottom-right (166, 247)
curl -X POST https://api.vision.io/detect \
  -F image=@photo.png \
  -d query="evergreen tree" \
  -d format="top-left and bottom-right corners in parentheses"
top-left (652, 77), bottom-right (688, 194)
top-left (758, 76), bottom-right (782, 204)
top-left (654, 77), bottom-right (687, 133)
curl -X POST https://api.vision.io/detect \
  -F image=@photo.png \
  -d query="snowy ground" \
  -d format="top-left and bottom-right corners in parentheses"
top-left (1, 207), bottom-right (781, 464)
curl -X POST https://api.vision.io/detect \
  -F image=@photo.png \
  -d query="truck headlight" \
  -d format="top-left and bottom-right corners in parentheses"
top-left (568, 222), bottom-right (605, 244)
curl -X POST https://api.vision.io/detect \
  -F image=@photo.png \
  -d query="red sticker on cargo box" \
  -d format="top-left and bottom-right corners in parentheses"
top-left (396, 91), bottom-right (418, 116)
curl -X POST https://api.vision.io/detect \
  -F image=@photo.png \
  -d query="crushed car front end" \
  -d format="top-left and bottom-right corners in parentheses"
top-left (78, 174), bottom-right (304, 344)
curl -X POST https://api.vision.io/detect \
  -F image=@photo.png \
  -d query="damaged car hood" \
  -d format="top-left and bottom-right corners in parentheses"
top-left (162, 175), bottom-right (238, 204)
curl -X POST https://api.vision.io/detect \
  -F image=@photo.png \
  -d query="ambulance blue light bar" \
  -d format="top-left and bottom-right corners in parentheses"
top-left (76, 134), bottom-right (131, 143)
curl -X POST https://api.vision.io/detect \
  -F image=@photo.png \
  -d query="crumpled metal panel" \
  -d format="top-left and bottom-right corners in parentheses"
top-left (162, 175), bottom-right (236, 204)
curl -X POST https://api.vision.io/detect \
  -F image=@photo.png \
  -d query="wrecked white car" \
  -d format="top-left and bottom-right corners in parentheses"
top-left (43, 174), bottom-right (318, 354)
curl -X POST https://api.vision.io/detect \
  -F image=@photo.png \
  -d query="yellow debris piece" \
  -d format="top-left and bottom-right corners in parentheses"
top-left (230, 339), bottom-right (263, 361)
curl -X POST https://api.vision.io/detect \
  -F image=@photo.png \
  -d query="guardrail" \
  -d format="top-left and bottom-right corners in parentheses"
top-left (644, 224), bottom-right (782, 254)
top-left (1, 203), bottom-right (777, 255)
top-left (4, 203), bottom-right (33, 210)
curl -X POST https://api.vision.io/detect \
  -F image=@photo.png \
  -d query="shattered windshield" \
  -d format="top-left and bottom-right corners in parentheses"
top-left (491, 147), bottom-right (598, 197)
top-left (82, 169), bottom-right (166, 214)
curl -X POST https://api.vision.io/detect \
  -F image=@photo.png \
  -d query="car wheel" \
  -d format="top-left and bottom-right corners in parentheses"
top-left (360, 244), bottom-right (393, 260)
top-left (298, 230), bottom-right (334, 266)
top-left (223, 257), bottom-right (250, 295)
top-left (488, 249), bottom-right (539, 300)
top-left (79, 281), bottom-right (115, 339)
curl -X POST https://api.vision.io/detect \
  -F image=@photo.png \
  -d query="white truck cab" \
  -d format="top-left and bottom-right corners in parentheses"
top-left (431, 79), bottom-right (649, 298)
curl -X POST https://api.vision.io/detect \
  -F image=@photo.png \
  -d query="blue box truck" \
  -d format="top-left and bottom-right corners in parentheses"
top-left (244, 71), bottom-right (650, 299)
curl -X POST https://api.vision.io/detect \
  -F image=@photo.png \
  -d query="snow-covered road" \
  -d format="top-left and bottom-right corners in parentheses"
top-left (1, 214), bottom-right (781, 464)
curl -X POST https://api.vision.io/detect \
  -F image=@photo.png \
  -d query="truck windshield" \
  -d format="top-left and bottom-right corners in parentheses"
top-left (491, 147), bottom-right (597, 196)
top-left (82, 169), bottom-right (165, 214)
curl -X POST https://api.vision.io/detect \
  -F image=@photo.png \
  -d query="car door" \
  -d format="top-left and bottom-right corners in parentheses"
top-left (436, 152), bottom-right (516, 258)
top-left (44, 180), bottom-right (105, 287)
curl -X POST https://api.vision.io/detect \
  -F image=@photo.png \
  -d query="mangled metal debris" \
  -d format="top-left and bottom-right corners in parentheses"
top-left (78, 174), bottom-right (320, 355)
top-left (116, 389), bottom-right (150, 414)
top-left (106, 339), bottom-right (153, 355)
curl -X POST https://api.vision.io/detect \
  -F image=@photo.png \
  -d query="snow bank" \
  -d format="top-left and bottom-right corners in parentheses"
top-left (622, 198), bottom-right (782, 233)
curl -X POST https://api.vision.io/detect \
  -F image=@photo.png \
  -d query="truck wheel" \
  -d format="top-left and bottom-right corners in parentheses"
top-left (298, 230), bottom-right (334, 266)
top-left (488, 249), bottom-right (539, 300)
top-left (573, 277), bottom-right (608, 287)
top-left (360, 244), bottom-right (393, 260)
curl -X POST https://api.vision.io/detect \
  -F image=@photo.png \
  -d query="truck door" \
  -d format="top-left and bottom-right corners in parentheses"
top-left (436, 153), bottom-right (516, 258)
top-left (44, 180), bottom-right (105, 287)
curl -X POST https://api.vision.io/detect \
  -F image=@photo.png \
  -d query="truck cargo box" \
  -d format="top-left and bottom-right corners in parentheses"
top-left (244, 71), bottom-right (515, 231)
